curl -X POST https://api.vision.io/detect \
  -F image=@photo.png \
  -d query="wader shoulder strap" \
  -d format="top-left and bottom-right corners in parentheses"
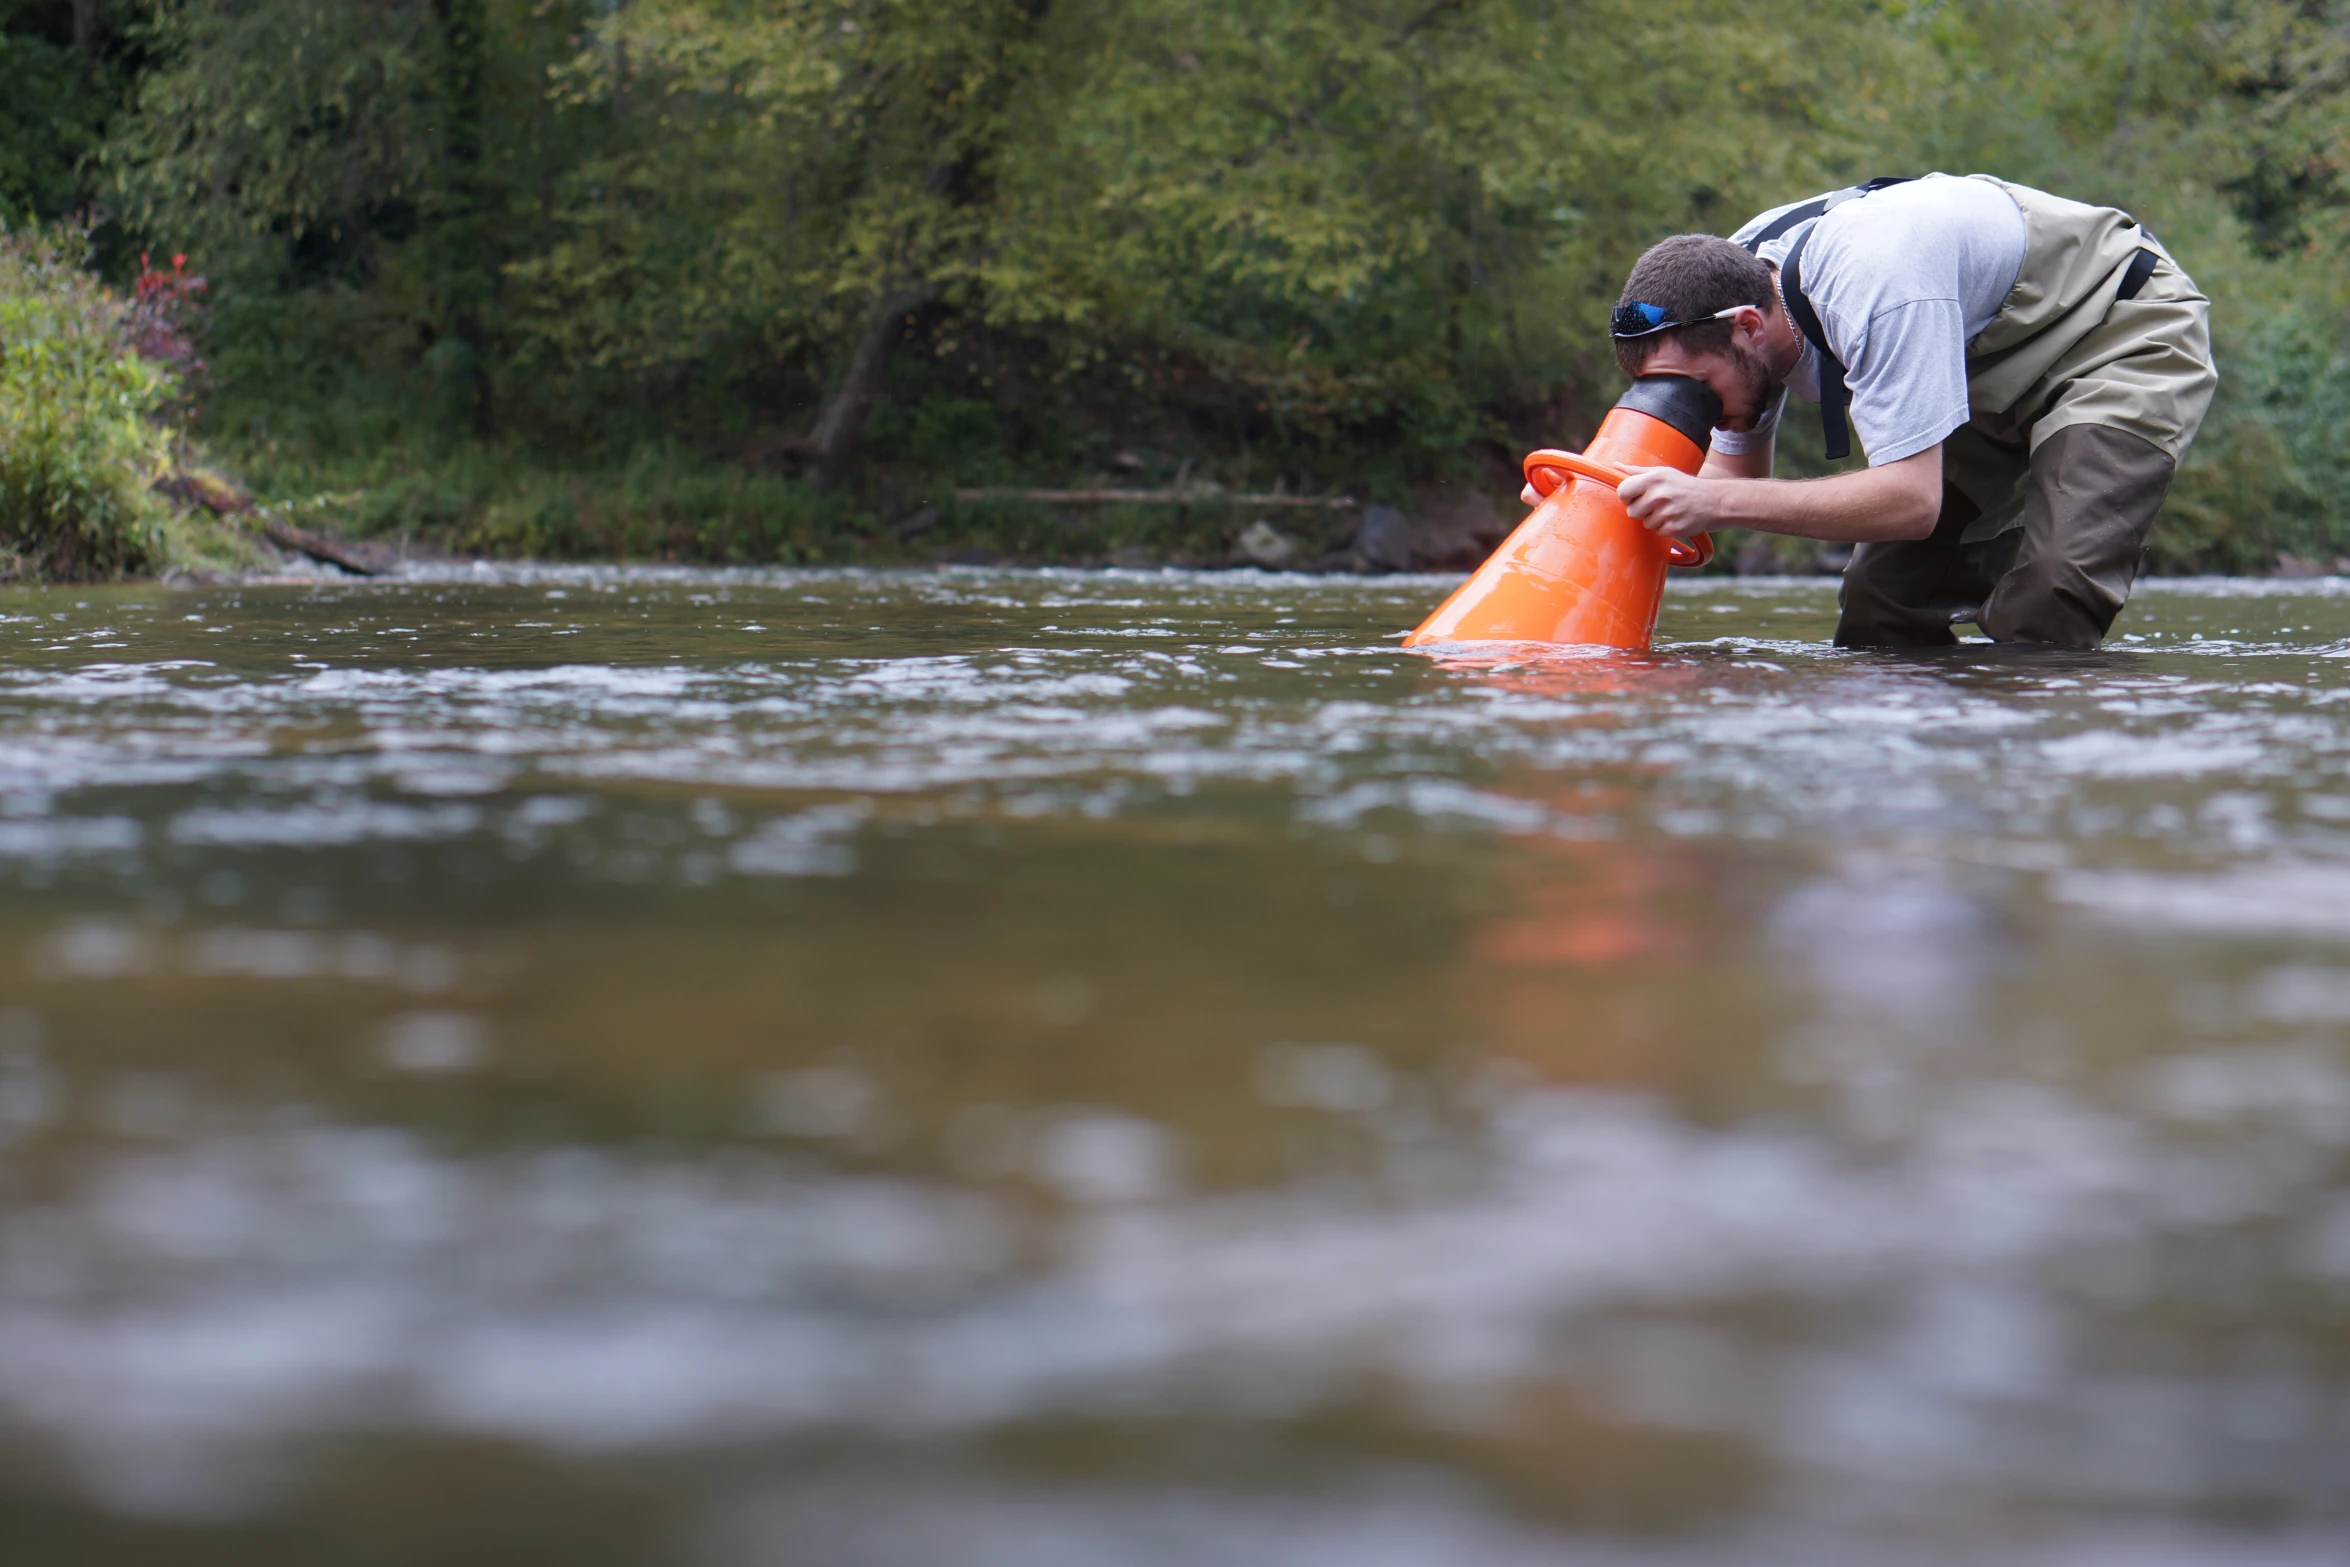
top-left (1745, 199), bottom-right (1833, 251)
top-left (1737, 178), bottom-right (1909, 461)
top-left (1779, 224), bottom-right (1853, 461)
top-left (1740, 177), bottom-right (1913, 252)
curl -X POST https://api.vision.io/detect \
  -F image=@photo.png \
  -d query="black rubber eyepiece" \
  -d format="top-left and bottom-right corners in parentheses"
top-left (1613, 376), bottom-right (1724, 451)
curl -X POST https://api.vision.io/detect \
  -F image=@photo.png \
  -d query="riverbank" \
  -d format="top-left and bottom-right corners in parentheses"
top-left (192, 390), bottom-right (2331, 583)
top-left (1, 218), bottom-right (2324, 587)
top-left (152, 443), bottom-right (2346, 584)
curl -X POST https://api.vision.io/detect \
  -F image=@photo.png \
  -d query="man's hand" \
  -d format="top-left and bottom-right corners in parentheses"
top-left (1517, 469), bottom-right (1733, 535)
top-left (1515, 443), bottom-right (1942, 544)
top-left (1620, 451), bottom-right (1941, 543)
top-left (1616, 466), bottom-right (1720, 539)
top-left (1519, 467), bottom-right (1750, 538)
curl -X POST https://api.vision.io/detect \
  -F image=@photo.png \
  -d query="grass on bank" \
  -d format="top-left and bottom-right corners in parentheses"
top-left (224, 434), bottom-right (1356, 568)
top-left (207, 339), bottom-right (1384, 569)
top-left (209, 402), bottom-right (2350, 580)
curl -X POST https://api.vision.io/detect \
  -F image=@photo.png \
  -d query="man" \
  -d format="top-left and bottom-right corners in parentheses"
top-left (1599, 174), bottom-right (2216, 648)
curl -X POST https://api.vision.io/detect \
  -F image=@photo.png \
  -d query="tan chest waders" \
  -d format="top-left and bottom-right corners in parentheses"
top-left (1758, 177), bottom-right (2217, 649)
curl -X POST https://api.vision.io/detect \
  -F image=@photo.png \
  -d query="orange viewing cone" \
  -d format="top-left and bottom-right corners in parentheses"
top-left (1403, 377), bottom-right (1724, 651)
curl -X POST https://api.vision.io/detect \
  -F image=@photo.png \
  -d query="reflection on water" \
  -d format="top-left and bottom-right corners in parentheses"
top-left (4, 568), bottom-right (2350, 1562)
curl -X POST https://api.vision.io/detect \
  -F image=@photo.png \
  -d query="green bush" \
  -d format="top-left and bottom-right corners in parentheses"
top-left (0, 225), bottom-right (174, 578)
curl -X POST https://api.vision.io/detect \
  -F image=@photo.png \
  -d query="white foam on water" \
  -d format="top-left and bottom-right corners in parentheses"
top-left (0, 815), bottom-right (142, 858)
top-left (2052, 864), bottom-right (2350, 941)
top-left (169, 802), bottom-right (484, 847)
top-left (2037, 729), bottom-right (2276, 779)
top-left (0, 571), bottom-right (2343, 861)
top-left (726, 803), bottom-right (869, 877)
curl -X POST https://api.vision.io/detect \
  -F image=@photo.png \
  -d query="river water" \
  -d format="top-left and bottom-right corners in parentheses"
top-left (2, 567), bottom-right (2347, 1563)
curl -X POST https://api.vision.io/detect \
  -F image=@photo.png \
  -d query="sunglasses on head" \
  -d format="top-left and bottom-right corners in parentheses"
top-left (1609, 301), bottom-right (1749, 340)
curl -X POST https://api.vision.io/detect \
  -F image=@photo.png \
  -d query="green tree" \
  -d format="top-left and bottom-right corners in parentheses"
top-left (513, 0), bottom-right (1058, 486)
top-left (0, 1), bottom-right (136, 221)
top-left (109, 0), bottom-right (448, 279)
top-left (514, 0), bottom-right (1929, 484)
top-left (107, 1), bottom-right (583, 431)
top-left (982, 0), bottom-right (1928, 463)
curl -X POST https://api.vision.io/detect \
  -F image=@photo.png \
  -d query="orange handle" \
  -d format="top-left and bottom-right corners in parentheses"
top-left (1524, 449), bottom-right (1714, 569)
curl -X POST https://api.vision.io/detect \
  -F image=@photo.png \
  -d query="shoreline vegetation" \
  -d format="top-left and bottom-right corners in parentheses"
top-left (4, 2), bottom-right (2349, 585)
top-left (5, 204), bottom-right (2345, 586)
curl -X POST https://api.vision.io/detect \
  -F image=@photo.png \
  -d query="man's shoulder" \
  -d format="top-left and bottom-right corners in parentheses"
top-left (1733, 175), bottom-right (2020, 246)
top-left (1727, 192), bottom-right (1845, 250)
top-left (1820, 175), bottom-right (2017, 233)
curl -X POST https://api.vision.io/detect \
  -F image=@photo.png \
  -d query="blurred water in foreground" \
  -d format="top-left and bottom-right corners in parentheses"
top-left (2, 566), bottom-right (2349, 1564)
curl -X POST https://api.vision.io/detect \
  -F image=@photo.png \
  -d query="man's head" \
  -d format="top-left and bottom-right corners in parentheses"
top-left (1612, 235), bottom-right (1799, 429)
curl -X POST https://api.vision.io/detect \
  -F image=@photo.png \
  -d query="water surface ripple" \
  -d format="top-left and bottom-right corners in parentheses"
top-left (3, 568), bottom-right (2348, 1563)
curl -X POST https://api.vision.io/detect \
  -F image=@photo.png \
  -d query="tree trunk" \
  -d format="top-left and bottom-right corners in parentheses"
top-left (432, 0), bottom-right (493, 433)
top-left (72, 0), bottom-right (96, 77)
top-left (609, 0), bottom-right (631, 118)
top-left (810, 284), bottom-right (937, 492)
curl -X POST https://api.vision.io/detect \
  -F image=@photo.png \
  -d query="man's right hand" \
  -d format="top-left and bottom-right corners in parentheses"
top-left (1514, 442), bottom-right (1944, 544)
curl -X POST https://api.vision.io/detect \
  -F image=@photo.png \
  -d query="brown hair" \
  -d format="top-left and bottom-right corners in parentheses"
top-left (1612, 235), bottom-right (1775, 377)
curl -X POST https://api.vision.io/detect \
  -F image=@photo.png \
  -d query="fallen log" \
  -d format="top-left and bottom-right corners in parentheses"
top-left (255, 509), bottom-right (394, 577)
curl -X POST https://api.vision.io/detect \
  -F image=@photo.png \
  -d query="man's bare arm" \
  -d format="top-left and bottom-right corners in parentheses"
top-left (1619, 445), bottom-right (1942, 544)
top-left (1701, 443), bottom-right (1773, 481)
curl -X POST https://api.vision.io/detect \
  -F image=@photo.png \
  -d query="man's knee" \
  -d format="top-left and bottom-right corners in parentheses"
top-left (1832, 482), bottom-right (1991, 649)
top-left (1978, 583), bottom-right (2118, 648)
top-left (1981, 424), bottom-right (2174, 649)
top-left (1836, 545), bottom-right (1959, 648)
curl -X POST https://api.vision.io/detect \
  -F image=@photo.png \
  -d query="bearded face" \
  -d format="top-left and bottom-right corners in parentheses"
top-left (1714, 334), bottom-right (1783, 430)
top-left (1631, 292), bottom-right (1802, 435)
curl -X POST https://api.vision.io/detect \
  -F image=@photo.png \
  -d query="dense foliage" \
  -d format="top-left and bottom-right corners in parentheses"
top-left (0, 224), bottom-right (174, 575)
top-left (2, 0), bottom-right (2347, 567)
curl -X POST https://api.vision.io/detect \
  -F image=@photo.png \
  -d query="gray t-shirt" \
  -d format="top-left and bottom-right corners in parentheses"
top-left (1729, 174), bottom-right (2027, 465)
